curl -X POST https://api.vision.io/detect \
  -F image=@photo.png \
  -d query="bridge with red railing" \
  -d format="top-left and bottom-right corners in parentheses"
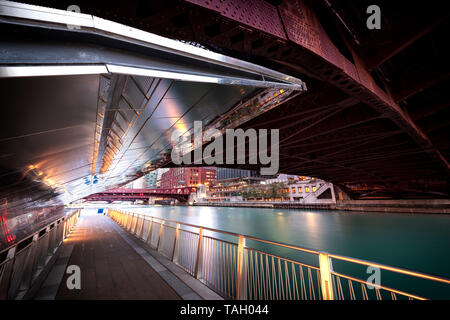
top-left (83, 187), bottom-right (198, 203)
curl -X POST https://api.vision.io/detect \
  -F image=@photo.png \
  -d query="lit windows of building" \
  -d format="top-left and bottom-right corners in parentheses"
top-left (160, 167), bottom-right (216, 188)
top-left (216, 168), bottom-right (258, 180)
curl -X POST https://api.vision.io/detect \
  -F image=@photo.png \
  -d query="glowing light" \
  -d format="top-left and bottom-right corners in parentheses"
top-left (44, 178), bottom-right (56, 186)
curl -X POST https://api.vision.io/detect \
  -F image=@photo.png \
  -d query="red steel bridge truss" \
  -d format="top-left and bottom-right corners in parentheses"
top-left (83, 187), bottom-right (198, 203)
top-left (29, 0), bottom-right (450, 199)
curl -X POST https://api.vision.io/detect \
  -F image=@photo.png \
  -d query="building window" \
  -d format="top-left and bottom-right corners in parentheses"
top-left (305, 186), bottom-right (310, 193)
top-left (298, 187), bottom-right (302, 193)
top-left (312, 185), bottom-right (317, 192)
top-left (291, 187), bottom-right (296, 193)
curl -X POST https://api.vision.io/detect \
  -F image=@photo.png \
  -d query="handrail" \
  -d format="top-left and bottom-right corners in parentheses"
top-left (0, 209), bottom-right (77, 256)
top-left (328, 253), bottom-right (450, 285)
top-left (331, 271), bottom-right (427, 300)
top-left (0, 209), bottom-right (80, 299)
top-left (109, 209), bottom-right (450, 300)
top-left (127, 212), bottom-right (321, 255)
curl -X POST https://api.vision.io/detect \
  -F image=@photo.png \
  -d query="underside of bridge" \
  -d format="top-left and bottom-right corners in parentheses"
top-left (0, 0), bottom-right (305, 235)
top-left (1, 0), bottom-right (449, 230)
top-left (8, 0), bottom-right (448, 200)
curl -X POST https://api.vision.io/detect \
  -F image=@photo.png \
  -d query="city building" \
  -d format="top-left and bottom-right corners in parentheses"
top-left (145, 171), bottom-right (158, 188)
top-left (122, 175), bottom-right (146, 189)
top-left (285, 178), bottom-right (335, 203)
top-left (263, 174), bottom-right (300, 185)
top-left (216, 168), bottom-right (257, 180)
top-left (205, 175), bottom-right (335, 204)
top-left (156, 168), bottom-right (169, 188)
top-left (144, 168), bottom-right (169, 188)
top-left (160, 167), bottom-right (216, 188)
top-left (206, 176), bottom-right (267, 202)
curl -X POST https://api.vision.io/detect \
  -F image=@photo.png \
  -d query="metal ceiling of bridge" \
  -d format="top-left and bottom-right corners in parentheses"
top-left (0, 1), bottom-right (306, 213)
top-left (61, 0), bottom-right (446, 199)
top-left (1, 0), bottom-right (449, 202)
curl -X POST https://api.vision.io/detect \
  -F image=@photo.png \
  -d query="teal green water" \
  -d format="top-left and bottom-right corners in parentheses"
top-left (129, 205), bottom-right (450, 279)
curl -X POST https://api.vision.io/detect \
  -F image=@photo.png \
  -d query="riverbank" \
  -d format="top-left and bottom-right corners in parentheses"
top-left (194, 201), bottom-right (334, 210)
top-left (194, 199), bottom-right (450, 214)
top-left (336, 199), bottom-right (450, 214)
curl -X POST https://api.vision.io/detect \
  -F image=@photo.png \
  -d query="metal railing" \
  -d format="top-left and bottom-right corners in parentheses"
top-left (0, 210), bottom-right (80, 300)
top-left (108, 209), bottom-right (450, 300)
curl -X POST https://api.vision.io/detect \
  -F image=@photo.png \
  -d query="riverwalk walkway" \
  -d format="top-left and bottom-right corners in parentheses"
top-left (34, 211), bottom-right (221, 300)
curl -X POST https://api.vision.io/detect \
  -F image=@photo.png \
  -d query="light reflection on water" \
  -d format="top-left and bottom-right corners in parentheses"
top-left (118, 205), bottom-right (450, 278)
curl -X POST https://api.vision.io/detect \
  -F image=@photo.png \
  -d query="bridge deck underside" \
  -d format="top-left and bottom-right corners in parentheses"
top-left (2, 0), bottom-right (450, 200)
top-left (81, 0), bottom-right (446, 199)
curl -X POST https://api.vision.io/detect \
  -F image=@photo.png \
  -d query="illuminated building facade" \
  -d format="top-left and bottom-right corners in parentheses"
top-left (216, 168), bottom-right (257, 181)
top-left (160, 167), bottom-right (216, 188)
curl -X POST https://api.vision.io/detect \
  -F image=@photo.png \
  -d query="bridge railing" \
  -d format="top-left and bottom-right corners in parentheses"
top-left (108, 209), bottom-right (450, 300)
top-left (0, 210), bottom-right (80, 300)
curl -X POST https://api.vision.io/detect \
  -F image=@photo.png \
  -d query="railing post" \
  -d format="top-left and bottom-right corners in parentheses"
top-left (138, 216), bottom-right (145, 238)
top-left (134, 215), bottom-right (138, 235)
top-left (126, 213), bottom-right (131, 230)
top-left (319, 252), bottom-right (334, 300)
top-left (20, 233), bottom-right (39, 291)
top-left (171, 223), bottom-right (180, 261)
top-left (62, 217), bottom-right (67, 239)
top-left (129, 214), bottom-right (134, 231)
top-left (146, 217), bottom-right (153, 245)
top-left (131, 214), bottom-right (136, 233)
top-left (194, 228), bottom-right (203, 278)
top-left (156, 221), bottom-right (165, 250)
top-left (64, 217), bottom-right (69, 238)
top-left (0, 246), bottom-right (16, 299)
top-left (236, 235), bottom-right (245, 300)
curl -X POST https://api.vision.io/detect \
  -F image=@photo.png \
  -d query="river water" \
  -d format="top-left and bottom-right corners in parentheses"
top-left (120, 205), bottom-right (450, 279)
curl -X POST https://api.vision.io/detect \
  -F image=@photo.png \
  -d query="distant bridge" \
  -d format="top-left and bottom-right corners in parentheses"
top-left (83, 187), bottom-right (198, 203)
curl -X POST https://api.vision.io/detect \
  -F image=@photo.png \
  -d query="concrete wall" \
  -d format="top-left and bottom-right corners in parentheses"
top-left (336, 199), bottom-right (450, 214)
